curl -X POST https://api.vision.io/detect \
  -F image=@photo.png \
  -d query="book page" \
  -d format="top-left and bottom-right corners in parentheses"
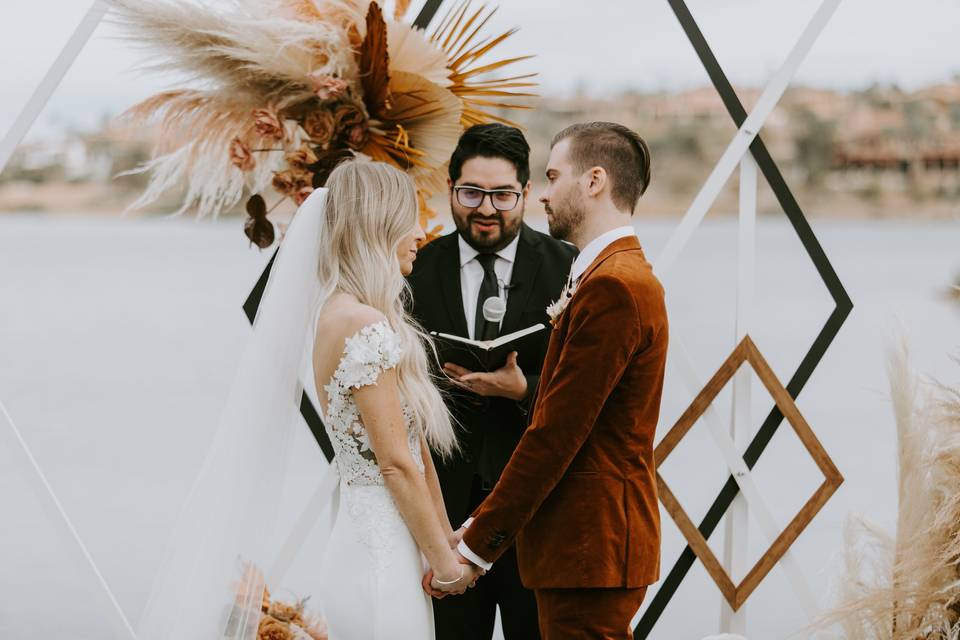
top-left (488, 323), bottom-right (547, 349)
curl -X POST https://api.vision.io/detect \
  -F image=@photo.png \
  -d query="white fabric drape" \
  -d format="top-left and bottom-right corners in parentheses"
top-left (138, 189), bottom-right (332, 640)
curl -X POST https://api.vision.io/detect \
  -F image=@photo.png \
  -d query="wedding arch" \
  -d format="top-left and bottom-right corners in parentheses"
top-left (0, 0), bottom-right (852, 637)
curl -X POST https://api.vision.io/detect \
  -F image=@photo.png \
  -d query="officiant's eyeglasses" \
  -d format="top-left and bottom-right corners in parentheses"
top-left (453, 186), bottom-right (522, 212)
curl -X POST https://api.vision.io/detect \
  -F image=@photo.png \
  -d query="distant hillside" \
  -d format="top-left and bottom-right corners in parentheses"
top-left (2, 82), bottom-right (958, 218)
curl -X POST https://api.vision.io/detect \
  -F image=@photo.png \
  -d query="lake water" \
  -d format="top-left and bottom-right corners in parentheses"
top-left (0, 213), bottom-right (957, 639)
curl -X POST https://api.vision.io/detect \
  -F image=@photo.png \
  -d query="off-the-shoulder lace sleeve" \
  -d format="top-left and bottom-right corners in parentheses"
top-left (333, 321), bottom-right (403, 390)
top-left (321, 319), bottom-right (422, 490)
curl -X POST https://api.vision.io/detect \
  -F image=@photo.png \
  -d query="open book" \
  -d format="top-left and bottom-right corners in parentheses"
top-left (430, 324), bottom-right (548, 372)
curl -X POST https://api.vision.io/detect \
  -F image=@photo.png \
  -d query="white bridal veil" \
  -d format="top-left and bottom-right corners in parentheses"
top-left (138, 189), bottom-right (334, 639)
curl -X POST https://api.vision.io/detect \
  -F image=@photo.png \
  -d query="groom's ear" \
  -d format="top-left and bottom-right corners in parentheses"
top-left (586, 166), bottom-right (608, 197)
top-left (522, 180), bottom-right (531, 199)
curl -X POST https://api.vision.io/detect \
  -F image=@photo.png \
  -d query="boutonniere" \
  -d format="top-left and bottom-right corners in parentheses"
top-left (546, 275), bottom-right (579, 327)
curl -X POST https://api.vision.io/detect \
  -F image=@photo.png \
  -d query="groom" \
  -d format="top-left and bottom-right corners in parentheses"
top-left (454, 122), bottom-right (669, 639)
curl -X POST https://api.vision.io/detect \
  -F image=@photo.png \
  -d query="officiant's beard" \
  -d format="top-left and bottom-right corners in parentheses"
top-left (451, 201), bottom-right (524, 253)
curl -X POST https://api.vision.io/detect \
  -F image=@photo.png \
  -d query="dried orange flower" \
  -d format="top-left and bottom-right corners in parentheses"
top-left (229, 138), bottom-right (255, 171)
top-left (258, 616), bottom-right (293, 640)
top-left (253, 108), bottom-right (285, 140)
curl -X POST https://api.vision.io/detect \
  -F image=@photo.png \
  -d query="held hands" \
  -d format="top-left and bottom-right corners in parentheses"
top-left (447, 526), bottom-right (467, 549)
top-left (422, 552), bottom-right (485, 599)
top-left (443, 352), bottom-right (527, 401)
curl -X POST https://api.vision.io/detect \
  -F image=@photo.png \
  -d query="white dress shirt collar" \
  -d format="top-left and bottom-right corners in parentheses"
top-left (570, 225), bottom-right (636, 281)
top-left (458, 231), bottom-right (520, 268)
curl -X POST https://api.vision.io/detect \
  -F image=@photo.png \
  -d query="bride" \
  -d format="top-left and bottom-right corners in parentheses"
top-left (312, 161), bottom-right (482, 636)
top-left (137, 161), bottom-right (481, 640)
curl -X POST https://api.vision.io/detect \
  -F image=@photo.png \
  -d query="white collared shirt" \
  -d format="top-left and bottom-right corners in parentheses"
top-left (458, 526), bottom-right (492, 571)
top-left (569, 225), bottom-right (636, 282)
top-left (458, 233), bottom-right (520, 339)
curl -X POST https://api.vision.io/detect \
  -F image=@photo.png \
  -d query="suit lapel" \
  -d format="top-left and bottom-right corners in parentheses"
top-left (551, 236), bottom-right (641, 331)
top-left (437, 232), bottom-right (471, 337)
top-left (578, 235), bottom-right (641, 285)
top-left (500, 224), bottom-right (543, 336)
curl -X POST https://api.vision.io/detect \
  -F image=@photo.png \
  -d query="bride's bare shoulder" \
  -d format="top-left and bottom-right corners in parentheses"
top-left (312, 298), bottom-right (391, 396)
top-left (316, 296), bottom-right (387, 344)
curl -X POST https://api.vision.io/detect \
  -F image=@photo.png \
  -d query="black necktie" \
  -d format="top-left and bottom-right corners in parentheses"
top-left (474, 253), bottom-right (500, 341)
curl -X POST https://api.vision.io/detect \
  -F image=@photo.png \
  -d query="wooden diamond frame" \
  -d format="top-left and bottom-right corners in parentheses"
top-left (655, 335), bottom-right (843, 611)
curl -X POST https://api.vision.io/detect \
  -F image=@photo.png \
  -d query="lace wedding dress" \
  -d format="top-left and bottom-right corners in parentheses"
top-left (135, 191), bottom-right (436, 640)
top-left (316, 320), bottom-right (435, 639)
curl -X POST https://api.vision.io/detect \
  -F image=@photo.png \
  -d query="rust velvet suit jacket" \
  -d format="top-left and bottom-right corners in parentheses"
top-left (461, 236), bottom-right (668, 589)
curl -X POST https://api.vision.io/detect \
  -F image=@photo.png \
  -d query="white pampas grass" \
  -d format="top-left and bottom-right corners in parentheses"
top-left (108, 0), bottom-right (536, 222)
top-left (108, 0), bottom-right (355, 100)
top-left (814, 339), bottom-right (960, 639)
top-left (107, 0), bottom-right (356, 217)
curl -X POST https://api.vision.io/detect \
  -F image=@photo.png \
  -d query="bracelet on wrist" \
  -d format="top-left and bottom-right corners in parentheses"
top-left (433, 566), bottom-right (465, 586)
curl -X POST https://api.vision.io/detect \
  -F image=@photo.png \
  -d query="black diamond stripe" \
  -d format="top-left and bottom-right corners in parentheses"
top-left (634, 2), bottom-right (853, 636)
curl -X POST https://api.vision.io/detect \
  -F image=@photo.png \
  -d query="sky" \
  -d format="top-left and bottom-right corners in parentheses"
top-left (1, 0), bottom-right (959, 138)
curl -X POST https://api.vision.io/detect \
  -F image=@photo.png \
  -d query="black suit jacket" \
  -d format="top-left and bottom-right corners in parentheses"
top-left (407, 223), bottom-right (577, 527)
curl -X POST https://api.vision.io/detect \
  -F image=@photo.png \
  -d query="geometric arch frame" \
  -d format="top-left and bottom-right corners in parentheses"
top-left (635, 1), bottom-right (853, 636)
top-left (655, 336), bottom-right (843, 612)
top-left (238, 0), bottom-right (856, 635)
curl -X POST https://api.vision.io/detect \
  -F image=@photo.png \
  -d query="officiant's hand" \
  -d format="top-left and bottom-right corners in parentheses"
top-left (443, 352), bottom-right (527, 401)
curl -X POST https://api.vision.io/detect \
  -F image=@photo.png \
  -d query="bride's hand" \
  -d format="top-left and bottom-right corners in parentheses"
top-left (421, 567), bottom-right (457, 598)
top-left (430, 564), bottom-right (482, 595)
top-left (430, 564), bottom-right (467, 595)
top-left (423, 556), bottom-right (484, 598)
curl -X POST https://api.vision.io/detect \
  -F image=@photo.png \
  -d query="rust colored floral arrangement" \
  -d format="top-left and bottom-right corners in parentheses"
top-left (228, 564), bottom-right (328, 640)
top-left (110, 0), bottom-right (536, 248)
top-left (255, 587), bottom-right (327, 640)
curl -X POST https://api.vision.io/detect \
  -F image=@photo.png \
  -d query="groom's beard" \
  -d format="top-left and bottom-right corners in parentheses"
top-left (545, 197), bottom-right (585, 242)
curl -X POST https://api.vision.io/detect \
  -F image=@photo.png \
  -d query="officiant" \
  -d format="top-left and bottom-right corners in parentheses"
top-left (407, 124), bottom-right (576, 640)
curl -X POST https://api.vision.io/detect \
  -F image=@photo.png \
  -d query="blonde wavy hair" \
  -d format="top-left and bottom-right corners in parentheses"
top-left (318, 160), bottom-right (457, 457)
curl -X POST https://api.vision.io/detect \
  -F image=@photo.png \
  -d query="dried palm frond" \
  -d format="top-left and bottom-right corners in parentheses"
top-left (394, 0), bottom-right (412, 21)
top-left (363, 70), bottom-right (461, 193)
top-left (417, 187), bottom-right (444, 245)
top-left (358, 2), bottom-right (391, 118)
top-left (387, 20), bottom-right (450, 87)
top-left (429, 1), bottom-right (537, 128)
top-left (814, 340), bottom-right (960, 640)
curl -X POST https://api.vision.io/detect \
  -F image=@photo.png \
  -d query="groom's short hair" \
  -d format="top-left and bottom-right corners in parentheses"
top-left (551, 122), bottom-right (651, 213)
top-left (449, 123), bottom-right (531, 186)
